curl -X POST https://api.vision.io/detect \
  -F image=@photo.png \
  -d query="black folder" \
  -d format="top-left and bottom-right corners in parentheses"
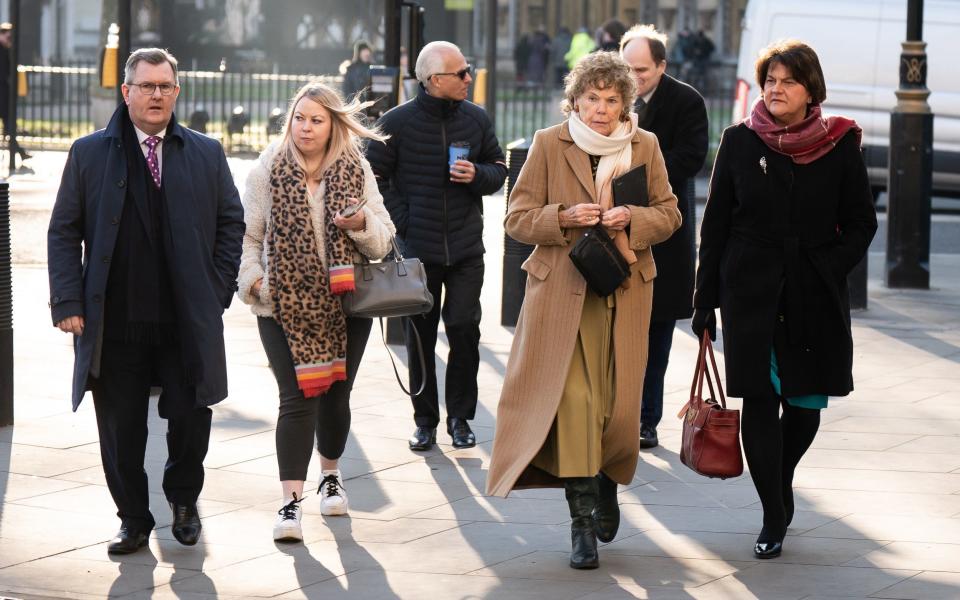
top-left (612, 164), bottom-right (648, 207)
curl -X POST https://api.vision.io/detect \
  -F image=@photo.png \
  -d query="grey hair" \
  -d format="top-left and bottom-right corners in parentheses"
top-left (124, 48), bottom-right (179, 85)
top-left (414, 41), bottom-right (462, 84)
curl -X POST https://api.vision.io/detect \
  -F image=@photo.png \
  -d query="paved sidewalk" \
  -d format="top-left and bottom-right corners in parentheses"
top-left (1, 155), bottom-right (959, 599)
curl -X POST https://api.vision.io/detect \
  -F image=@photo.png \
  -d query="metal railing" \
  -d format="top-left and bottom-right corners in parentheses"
top-left (9, 60), bottom-right (735, 162)
top-left (494, 80), bottom-right (561, 146)
top-left (16, 63), bottom-right (96, 149)
top-left (10, 63), bottom-right (341, 153)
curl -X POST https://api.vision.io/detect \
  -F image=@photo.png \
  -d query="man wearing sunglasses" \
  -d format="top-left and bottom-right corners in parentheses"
top-left (367, 41), bottom-right (506, 451)
top-left (47, 48), bottom-right (244, 554)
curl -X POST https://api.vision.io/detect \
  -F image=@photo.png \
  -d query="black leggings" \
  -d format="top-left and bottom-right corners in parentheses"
top-left (257, 316), bottom-right (372, 481)
top-left (741, 385), bottom-right (821, 542)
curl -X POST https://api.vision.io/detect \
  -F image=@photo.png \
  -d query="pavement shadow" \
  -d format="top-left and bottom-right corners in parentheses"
top-left (279, 523), bottom-right (401, 599)
top-left (105, 548), bottom-right (160, 598)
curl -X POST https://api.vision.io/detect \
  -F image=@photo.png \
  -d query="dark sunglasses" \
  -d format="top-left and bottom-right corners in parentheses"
top-left (432, 65), bottom-right (472, 81)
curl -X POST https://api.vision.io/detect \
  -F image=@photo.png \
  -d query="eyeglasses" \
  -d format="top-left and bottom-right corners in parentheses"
top-left (129, 82), bottom-right (177, 96)
top-left (431, 65), bottom-right (472, 81)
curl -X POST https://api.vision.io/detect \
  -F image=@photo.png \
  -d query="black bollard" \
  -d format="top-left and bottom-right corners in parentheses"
top-left (0, 181), bottom-right (13, 426)
top-left (501, 139), bottom-right (534, 327)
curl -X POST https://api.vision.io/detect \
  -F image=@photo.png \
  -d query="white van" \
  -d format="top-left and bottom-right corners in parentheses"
top-left (732, 0), bottom-right (960, 198)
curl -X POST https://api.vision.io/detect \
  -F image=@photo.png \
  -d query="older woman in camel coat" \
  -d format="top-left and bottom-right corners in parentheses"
top-left (486, 52), bottom-right (680, 570)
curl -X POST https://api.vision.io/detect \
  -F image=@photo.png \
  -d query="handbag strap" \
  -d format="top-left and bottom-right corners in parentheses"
top-left (677, 332), bottom-right (728, 418)
top-left (378, 317), bottom-right (427, 397)
top-left (698, 333), bottom-right (727, 408)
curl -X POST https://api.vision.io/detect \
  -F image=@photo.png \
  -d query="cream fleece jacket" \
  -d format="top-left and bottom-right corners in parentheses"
top-left (237, 141), bottom-right (397, 317)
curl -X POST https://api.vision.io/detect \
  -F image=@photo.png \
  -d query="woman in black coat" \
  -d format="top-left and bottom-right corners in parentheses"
top-left (693, 40), bottom-right (877, 559)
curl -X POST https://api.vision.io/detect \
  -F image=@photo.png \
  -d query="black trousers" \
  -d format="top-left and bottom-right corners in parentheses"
top-left (640, 319), bottom-right (677, 429)
top-left (90, 339), bottom-right (212, 533)
top-left (406, 257), bottom-right (484, 428)
top-left (257, 315), bottom-right (371, 481)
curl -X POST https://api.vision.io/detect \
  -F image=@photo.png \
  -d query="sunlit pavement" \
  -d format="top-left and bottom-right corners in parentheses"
top-left (1, 151), bottom-right (959, 599)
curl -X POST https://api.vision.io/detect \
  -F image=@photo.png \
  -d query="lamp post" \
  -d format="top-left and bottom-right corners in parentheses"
top-left (886, 0), bottom-right (932, 289)
top-left (485, 0), bottom-right (497, 127)
top-left (116, 0), bottom-right (130, 104)
top-left (6, 0), bottom-right (20, 176)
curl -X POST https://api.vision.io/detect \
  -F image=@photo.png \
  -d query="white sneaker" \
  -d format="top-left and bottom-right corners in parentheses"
top-left (319, 471), bottom-right (349, 516)
top-left (272, 493), bottom-right (303, 542)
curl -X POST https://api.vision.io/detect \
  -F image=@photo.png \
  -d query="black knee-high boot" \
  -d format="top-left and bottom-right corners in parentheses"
top-left (741, 389), bottom-right (787, 557)
top-left (593, 471), bottom-right (620, 543)
top-left (780, 401), bottom-right (821, 527)
top-left (564, 477), bottom-right (599, 569)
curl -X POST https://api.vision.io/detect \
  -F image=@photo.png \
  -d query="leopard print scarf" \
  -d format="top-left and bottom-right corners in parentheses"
top-left (267, 151), bottom-right (366, 398)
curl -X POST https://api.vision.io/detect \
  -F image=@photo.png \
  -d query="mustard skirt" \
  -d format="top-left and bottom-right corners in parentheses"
top-left (530, 290), bottom-right (615, 478)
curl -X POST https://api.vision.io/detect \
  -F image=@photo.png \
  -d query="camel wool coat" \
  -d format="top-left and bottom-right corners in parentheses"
top-left (486, 121), bottom-right (681, 497)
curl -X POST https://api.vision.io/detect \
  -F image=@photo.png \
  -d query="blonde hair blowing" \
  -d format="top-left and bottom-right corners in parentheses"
top-left (561, 51), bottom-right (637, 122)
top-left (279, 81), bottom-right (388, 180)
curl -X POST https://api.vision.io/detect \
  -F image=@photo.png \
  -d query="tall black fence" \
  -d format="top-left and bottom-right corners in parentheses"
top-left (10, 63), bottom-right (341, 152)
top-left (9, 61), bottom-right (735, 161)
top-left (494, 80), bottom-right (559, 146)
top-left (16, 63), bottom-right (95, 148)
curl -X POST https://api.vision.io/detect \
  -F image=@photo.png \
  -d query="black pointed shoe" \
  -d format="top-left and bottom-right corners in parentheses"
top-left (447, 417), bottom-right (476, 449)
top-left (593, 471), bottom-right (620, 543)
top-left (408, 426), bottom-right (437, 451)
top-left (753, 524), bottom-right (785, 559)
top-left (639, 424), bottom-right (659, 449)
top-left (754, 540), bottom-right (783, 559)
top-left (107, 526), bottom-right (149, 554)
top-left (565, 477), bottom-right (600, 569)
top-left (170, 502), bottom-right (202, 546)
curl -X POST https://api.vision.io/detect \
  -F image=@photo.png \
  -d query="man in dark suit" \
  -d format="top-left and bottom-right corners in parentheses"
top-left (621, 25), bottom-right (708, 448)
top-left (47, 48), bottom-right (244, 554)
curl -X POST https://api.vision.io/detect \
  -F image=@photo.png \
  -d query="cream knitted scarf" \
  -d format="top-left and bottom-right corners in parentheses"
top-left (567, 111), bottom-right (639, 265)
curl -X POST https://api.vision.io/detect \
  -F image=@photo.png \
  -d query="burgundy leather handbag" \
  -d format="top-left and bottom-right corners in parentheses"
top-left (677, 333), bottom-right (744, 479)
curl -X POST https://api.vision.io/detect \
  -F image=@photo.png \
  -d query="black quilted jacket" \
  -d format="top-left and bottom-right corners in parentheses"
top-left (366, 87), bottom-right (507, 265)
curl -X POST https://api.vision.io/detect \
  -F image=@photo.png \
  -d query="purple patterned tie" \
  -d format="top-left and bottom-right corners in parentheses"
top-left (144, 135), bottom-right (162, 189)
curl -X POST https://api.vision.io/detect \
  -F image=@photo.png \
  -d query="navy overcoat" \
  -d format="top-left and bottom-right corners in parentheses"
top-left (47, 104), bottom-right (245, 410)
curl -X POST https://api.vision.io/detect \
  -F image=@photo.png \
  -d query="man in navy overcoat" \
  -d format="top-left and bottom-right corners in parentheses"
top-left (47, 48), bottom-right (244, 554)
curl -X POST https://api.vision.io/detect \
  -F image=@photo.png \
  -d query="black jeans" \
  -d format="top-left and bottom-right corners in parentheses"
top-left (406, 257), bottom-right (484, 429)
top-left (90, 339), bottom-right (212, 533)
top-left (257, 316), bottom-right (371, 481)
top-left (640, 319), bottom-right (677, 429)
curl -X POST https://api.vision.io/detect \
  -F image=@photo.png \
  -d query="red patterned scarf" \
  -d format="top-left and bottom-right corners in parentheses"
top-left (743, 97), bottom-right (861, 164)
top-left (267, 151), bottom-right (365, 398)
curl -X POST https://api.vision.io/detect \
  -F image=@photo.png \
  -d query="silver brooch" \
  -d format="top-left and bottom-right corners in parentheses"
top-left (759, 156), bottom-right (767, 175)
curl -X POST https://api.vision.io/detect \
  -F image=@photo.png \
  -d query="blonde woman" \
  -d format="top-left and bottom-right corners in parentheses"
top-left (238, 82), bottom-right (395, 542)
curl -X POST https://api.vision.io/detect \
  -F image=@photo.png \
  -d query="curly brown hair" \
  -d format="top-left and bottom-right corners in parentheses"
top-left (561, 51), bottom-right (637, 122)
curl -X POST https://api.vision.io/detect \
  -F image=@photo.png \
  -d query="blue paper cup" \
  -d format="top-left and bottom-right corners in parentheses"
top-left (448, 142), bottom-right (470, 170)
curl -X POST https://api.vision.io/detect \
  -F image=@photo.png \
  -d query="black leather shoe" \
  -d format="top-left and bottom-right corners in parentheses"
top-left (754, 540), bottom-right (783, 559)
top-left (170, 502), bottom-right (202, 546)
top-left (593, 471), bottom-right (620, 543)
top-left (639, 424), bottom-right (659, 449)
top-left (107, 526), bottom-right (149, 554)
top-left (447, 418), bottom-right (476, 449)
top-left (408, 427), bottom-right (437, 451)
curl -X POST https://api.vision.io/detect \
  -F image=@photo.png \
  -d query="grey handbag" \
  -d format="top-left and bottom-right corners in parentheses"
top-left (340, 238), bottom-right (434, 318)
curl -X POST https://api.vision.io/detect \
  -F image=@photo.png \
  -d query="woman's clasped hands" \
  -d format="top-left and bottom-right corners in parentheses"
top-left (559, 203), bottom-right (631, 231)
